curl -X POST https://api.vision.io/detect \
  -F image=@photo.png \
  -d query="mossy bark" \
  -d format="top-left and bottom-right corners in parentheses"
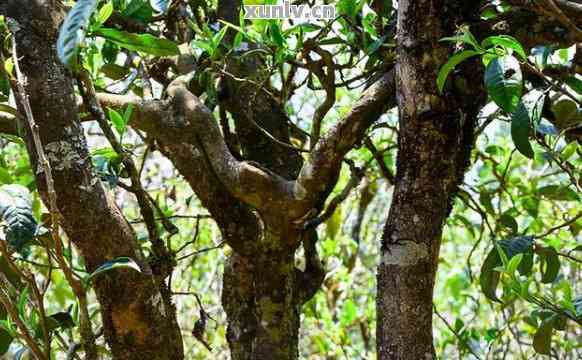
top-left (376, 1), bottom-right (486, 359)
top-left (1, 2), bottom-right (184, 359)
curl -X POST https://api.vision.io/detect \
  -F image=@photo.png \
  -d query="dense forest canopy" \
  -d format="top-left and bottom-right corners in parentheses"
top-left (0, 0), bottom-right (580, 359)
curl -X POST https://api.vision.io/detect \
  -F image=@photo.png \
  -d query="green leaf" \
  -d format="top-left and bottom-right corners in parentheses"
top-left (537, 185), bottom-right (579, 201)
top-left (57, 0), bottom-right (100, 70)
top-left (123, 0), bottom-right (154, 22)
top-left (100, 63), bottom-right (130, 80)
top-left (480, 236), bottom-right (534, 302)
top-left (269, 21), bottom-right (285, 48)
top-left (97, 1), bottom-right (114, 26)
top-left (531, 46), bottom-right (551, 70)
top-left (150, 0), bottom-right (169, 13)
top-left (551, 97), bottom-right (579, 130)
top-left (440, 27), bottom-right (481, 50)
top-left (506, 253), bottom-right (523, 276)
top-left (0, 104), bottom-right (21, 119)
top-left (337, 0), bottom-right (361, 18)
top-left (211, 27), bottom-right (229, 52)
top-left (46, 312), bottom-right (76, 332)
top-left (325, 205), bottom-right (342, 240)
top-left (437, 50), bottom-right (481, 93)
top-left (191, 40), bottom-right (214, 55)
top-left (107, 107), bottom-right (126, 136)
top-left (95, 28), bottom-right (180, 56)
top-left (518, 252), bottom-right (534, 276)
top-left (340, 299), bottom-right (357, 326)
top-left (0, 185), bottom-right (38, 256)
top-left (17, 286), bottom-right (29, 318)
top-left (564, 76), bottom-right (582, 95)
top-left (533, 318), bottom-right (553, 355)
top-left (536, 246), bottom-right (561, 283)
top-left (283, 23), bottom-right (321, 35)
top-left (480, 248), bottom-right (503, 302)
top-left (123, 104), bottom-right (134, 126)
top-left (498, 214), bottom-right (518, 234)
top-left (510, 101), bottom-right (536, 159)
top-left (86, 257), bottom-right (142, 284)
top-left (479, 191), bottom-right (495, 214)
top-left (0, 327), bottom-right (11, 355)
top-left (481, 35), bottom-right (527, 61)
top-left (484, 55), bottom-right (523, 113)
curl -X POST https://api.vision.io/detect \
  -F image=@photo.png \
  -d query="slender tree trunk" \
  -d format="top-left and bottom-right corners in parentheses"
top-left (1, 2), bottom-right (184, 359)
top-left (376, 1), bottom-right (485, 359)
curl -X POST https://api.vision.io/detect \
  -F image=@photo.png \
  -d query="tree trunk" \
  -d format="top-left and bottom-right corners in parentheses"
top-left (376, 1), bottom-right (485, 359)
top-left (1, 2), bottom-right (184, 359)
top-left (221, 226), bottom-right (324, 360)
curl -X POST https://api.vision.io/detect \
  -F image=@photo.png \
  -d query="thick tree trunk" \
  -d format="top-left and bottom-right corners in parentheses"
top-left (222, 224), bottom-right (308, 360)
top-left (224, 245), bottom-right (301, 359)
top-left (1, 2), bottom-right (184, 359)
top-left (376, 1), bottom-right (484, 359)
top-left (221, 227), bottom-right (323, 360)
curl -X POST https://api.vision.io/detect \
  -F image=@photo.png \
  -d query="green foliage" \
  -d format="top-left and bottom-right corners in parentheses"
top-left (85, 257), bottom-right (142, 285)
top-left (436, 50), bottom-right (481, 93)
top-left (2, 1), bottom-right (580, 358)
top-left (95, 28), bottom-right (180, 56)
top-left (484, 55), bottom-right (523, 113)
top-left (510, 90), bottom-right (544, 158)
top-left (480, 236), bottom-right (534, 302)
top-left (57, 0), bottom-right (99, 70)
top-left (0, 185), bottom-right (37, 256)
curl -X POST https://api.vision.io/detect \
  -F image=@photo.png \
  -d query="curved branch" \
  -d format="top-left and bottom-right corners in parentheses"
top-left (294, 70), bottom-right (396, 211)
top-left (165, 76), bottom-right (295, 210)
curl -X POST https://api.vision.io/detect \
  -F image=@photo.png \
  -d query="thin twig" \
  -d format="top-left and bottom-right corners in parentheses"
top-left (0, 275), bottom-right (47, 360)
top-left (78, 70), bottom-right (170, 262)
top-left (433, 304), bottom-right (483, 360)
top-left (535, 211), bottom-right (582, 239)
top-left (176, 242), bottom-right (225, 262)
top-left (303, 160), bottom-right (365, 229)
top-left (364, 137), bottom-right (395, 184)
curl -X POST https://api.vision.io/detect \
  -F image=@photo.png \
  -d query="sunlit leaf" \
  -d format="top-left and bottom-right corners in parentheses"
top-left (484, 55), bottom-right (523, 113)
top-left (86, 257), bottom-right (142, 283)
top-left (97, 1), bottom-right (114, 26)
top-left (437, 50), bottom-right (481, 93)
top-left (538, 185), bottom-right (579, 201)
top-left (107, 107), bottom-right (126, 136)
top-left (96, 28), bottom-right (180, 56)
top-left (481, 35), bottom-right (527, 61)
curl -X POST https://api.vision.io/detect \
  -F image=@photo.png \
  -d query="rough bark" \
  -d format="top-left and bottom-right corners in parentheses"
top-left (1, 1), bottom-right (397, 358)
top-left (90, 66), bottom-right (394, 358)
top-left (0, 2), bottom-right (183, 359)
top-left (376, 1), bottom-right (486, 359)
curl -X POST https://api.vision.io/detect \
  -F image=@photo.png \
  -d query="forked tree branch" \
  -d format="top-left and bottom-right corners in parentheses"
top-left (294, 71), bottom-right (396, 213)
